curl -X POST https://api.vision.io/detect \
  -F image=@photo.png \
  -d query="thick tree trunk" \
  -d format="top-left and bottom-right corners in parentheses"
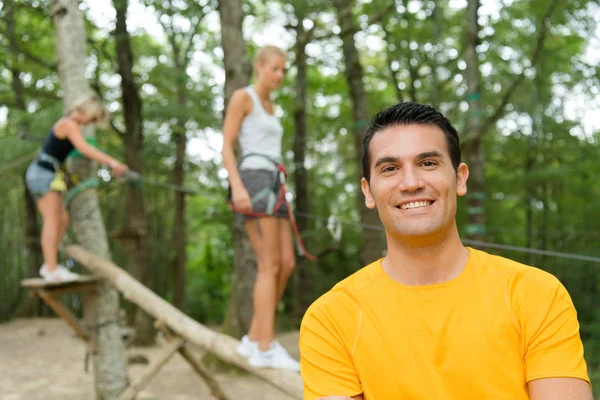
top-left (332, 0), bottom-right (385, 265)
top-left (113, 0), bottom-right (154, 345)
top-left (51, 1), bottom-right (127, 398)
top-left (218, 0), bottom-right (254, 338)
top-left (463, 0), bottom-right (486, 241)
top-left (292, 20), bottom-right (311, 317)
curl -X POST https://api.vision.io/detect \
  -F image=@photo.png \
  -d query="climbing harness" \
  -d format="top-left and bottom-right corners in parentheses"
top-left (228, 153), bottom-right (341, 260)
top-left (37, 153), bottom-right (69, 193)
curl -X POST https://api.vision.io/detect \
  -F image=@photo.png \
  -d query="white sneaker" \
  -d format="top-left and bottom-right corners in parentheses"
top-left (39, 264), bottom-right (80, 282)
top-left (237, 335), bottom-right (259, 357)
top-left (248, 341), bottom-right (300, 372)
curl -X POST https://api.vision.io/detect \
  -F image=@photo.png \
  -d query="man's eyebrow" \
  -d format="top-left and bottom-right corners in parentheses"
top-left (373, 156), bottom-right (398, 169)
top-left (416, 151), bottom-right (444, 160)
top-left (374, 151), bottom-right (444, 169)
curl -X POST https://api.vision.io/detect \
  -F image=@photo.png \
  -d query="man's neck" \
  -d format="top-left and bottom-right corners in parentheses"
top-left (382, 230), bottom-right (469, 286)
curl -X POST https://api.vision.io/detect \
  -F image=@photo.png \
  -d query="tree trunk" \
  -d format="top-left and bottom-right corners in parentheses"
top-left (171, 121), bottom-right (187, 311)
top-left (463, 0), bottom-right (486, 241)
top-left (292, 19), bottom-right (311, 317)
top-left (218, 0), bottom-right (254, 338)
top-left (113, 0), bottom-right (154, 345)
top-left (51, 1), bottom-right (127, 398)
top-left (332, 0), bottom-right (385, 265)
top-left (6, 0), bottom-right (44, 317)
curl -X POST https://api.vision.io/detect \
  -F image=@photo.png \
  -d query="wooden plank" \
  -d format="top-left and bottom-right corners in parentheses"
top-left (21, 276), bottom-right (99, 289)
top-left (119, 339), bottom-right (183, 400)
top-left (29, 282), bottom-right (98, 297)
top-left (66, 245), bottom-right (304, 399)
top-left (37, 290), bottom-right (89, 341)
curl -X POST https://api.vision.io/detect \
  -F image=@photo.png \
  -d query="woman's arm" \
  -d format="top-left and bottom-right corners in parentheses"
top-left (57, 119), bottom-right (128, 177)
top-left (221, 89), bottom-right (252, 211)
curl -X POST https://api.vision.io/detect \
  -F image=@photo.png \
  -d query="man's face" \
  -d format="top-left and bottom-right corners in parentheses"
top-left (361, 124), bottom-right (469, 241)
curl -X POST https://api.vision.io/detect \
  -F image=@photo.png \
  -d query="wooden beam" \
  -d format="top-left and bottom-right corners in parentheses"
top-left (66, 245), bottom-right (303, 399)
top-left (119, 339), bottom-right (184, 400)
top-left (155, 320), bottom-right (231, 400)
top-left (37, 290), bottom-right (89, 341)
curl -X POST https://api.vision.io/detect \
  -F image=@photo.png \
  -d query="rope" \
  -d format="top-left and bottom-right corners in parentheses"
top-left (0, 151), bottom-right (37, 175)
top-left (62, 168), bottom-right (600, 265)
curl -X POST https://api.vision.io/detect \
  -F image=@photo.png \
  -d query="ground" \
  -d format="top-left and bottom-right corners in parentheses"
top-left (0, 318), bottom-right (299, 400)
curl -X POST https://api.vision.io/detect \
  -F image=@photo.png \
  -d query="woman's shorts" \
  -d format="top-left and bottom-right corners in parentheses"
top-left (25, 162), bottom-right (56, 200)
top-left (237, 168), bottom-right (289, 220)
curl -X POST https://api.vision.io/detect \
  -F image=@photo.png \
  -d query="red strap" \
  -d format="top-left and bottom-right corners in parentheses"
top-left (229, 163), bottom-right (318, 260)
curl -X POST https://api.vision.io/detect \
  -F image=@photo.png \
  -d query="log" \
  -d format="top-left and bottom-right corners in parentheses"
top-left (66, 245), bottom-right (303, 399)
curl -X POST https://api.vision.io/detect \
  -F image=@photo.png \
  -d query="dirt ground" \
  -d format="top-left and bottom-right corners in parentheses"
top-left (0, 318), bottom-right (300, 400)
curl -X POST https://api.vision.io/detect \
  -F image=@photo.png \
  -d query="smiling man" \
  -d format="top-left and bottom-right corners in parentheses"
top-left (299, 102), bottom-right (592, 400)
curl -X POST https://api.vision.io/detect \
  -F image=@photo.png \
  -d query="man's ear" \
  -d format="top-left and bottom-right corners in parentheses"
top-left (456, 163), bottom-right (469, 197)
top-left (361, 177), bottom-right (376, 209)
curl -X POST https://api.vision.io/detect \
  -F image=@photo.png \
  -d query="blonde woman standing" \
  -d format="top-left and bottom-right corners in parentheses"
top-left (25, 94), bottom-right (128, 281)
top-left (221, 46), bottom-right (299, 371)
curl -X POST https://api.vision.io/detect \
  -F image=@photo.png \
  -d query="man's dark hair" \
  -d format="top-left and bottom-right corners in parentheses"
top-left (362, 102), bottom-right (461, 182)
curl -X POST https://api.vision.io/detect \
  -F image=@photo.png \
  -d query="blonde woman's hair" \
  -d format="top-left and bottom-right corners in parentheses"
top-left (69, 94), bottom-right (110, 128)
top-left (254, 45), bottom-right (287, 65)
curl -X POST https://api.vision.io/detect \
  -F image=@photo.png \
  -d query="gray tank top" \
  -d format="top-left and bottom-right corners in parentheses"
top-left (238, 86), bottom-right (283, 171)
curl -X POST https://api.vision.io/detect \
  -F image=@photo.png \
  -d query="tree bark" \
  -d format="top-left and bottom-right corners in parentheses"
top-left (218, 0), bottom-right (254, 338)
top-left (331, 0), bottom-right (385, 265)
top-left (113, 0), bottom-right (154, 345)
top-left (292, 13), bottom-right (311, 317)
top-left (169, 36), bottom-right (188, 312)
top-left (463, 0), bottom-right (486, 241)
top-left (51, 1), bottom-right (127, 398)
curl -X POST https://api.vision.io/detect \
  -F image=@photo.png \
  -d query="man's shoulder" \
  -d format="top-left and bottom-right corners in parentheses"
top-left (473, 248), bottom-right (565, 292)
top-left (304, 260), bottom-right (384, 320)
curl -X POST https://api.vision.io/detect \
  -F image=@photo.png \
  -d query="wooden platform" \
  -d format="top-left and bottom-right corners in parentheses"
top-left (20, 275), bottom-right (99, 349)
top-left (21, 276), bottom-right (98, 289)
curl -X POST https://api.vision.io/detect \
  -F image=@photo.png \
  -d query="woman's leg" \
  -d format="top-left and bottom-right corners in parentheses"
top-left (37, 192), bottom-right (64, 271)
top-left (276, 218), bottom-right (296, 302)
top-left (245, 217), bottom-right (281, 351)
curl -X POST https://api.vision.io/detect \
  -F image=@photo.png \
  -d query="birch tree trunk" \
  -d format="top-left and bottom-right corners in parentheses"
top-left (218, 0), bottom-right (254, 338)
top-left (51, 1), bottom-right (127, 398)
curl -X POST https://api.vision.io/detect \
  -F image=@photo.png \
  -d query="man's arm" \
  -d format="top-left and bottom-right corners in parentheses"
top-left (528, 377), bottom-right (592, 400)
top-left (300, 300), bottom-right (363, 400)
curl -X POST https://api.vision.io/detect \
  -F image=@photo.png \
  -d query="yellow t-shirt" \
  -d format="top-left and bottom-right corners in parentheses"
top-left (299, 248), bottom-right (589, 399)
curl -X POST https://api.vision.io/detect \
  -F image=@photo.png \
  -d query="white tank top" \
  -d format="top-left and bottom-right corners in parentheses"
top-left (237, 86), bottom-right (284, 171)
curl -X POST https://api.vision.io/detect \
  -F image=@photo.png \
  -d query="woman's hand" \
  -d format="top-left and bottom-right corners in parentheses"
top-left (232, 186), bottom-right (252, 213)
top-left (110, 161), bottom-right (129, 178)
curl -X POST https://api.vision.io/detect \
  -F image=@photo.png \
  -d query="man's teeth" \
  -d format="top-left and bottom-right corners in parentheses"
top-left (400, 201), bottom-right (432, 210)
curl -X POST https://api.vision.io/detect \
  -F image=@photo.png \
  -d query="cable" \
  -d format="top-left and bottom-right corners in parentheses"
top-left (0, 151), bottom-right (37, 175)
top-left (66, 169), bottom-right (600, 265)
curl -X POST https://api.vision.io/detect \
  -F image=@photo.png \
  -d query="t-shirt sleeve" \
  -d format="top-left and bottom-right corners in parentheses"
top-left (515, 270), bottom-right (590, 383)
top-left (299, 298), bottom-right (363, 399)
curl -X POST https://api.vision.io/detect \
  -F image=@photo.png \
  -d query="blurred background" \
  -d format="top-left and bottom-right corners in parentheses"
top-left (1, 0), bottom-right (599, 391)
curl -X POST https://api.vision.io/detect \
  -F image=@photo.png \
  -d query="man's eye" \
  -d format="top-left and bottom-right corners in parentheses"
top-left (421, 160), bottom-right (437, 167)
top-left (382, 165), bottom-right (397, 173)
